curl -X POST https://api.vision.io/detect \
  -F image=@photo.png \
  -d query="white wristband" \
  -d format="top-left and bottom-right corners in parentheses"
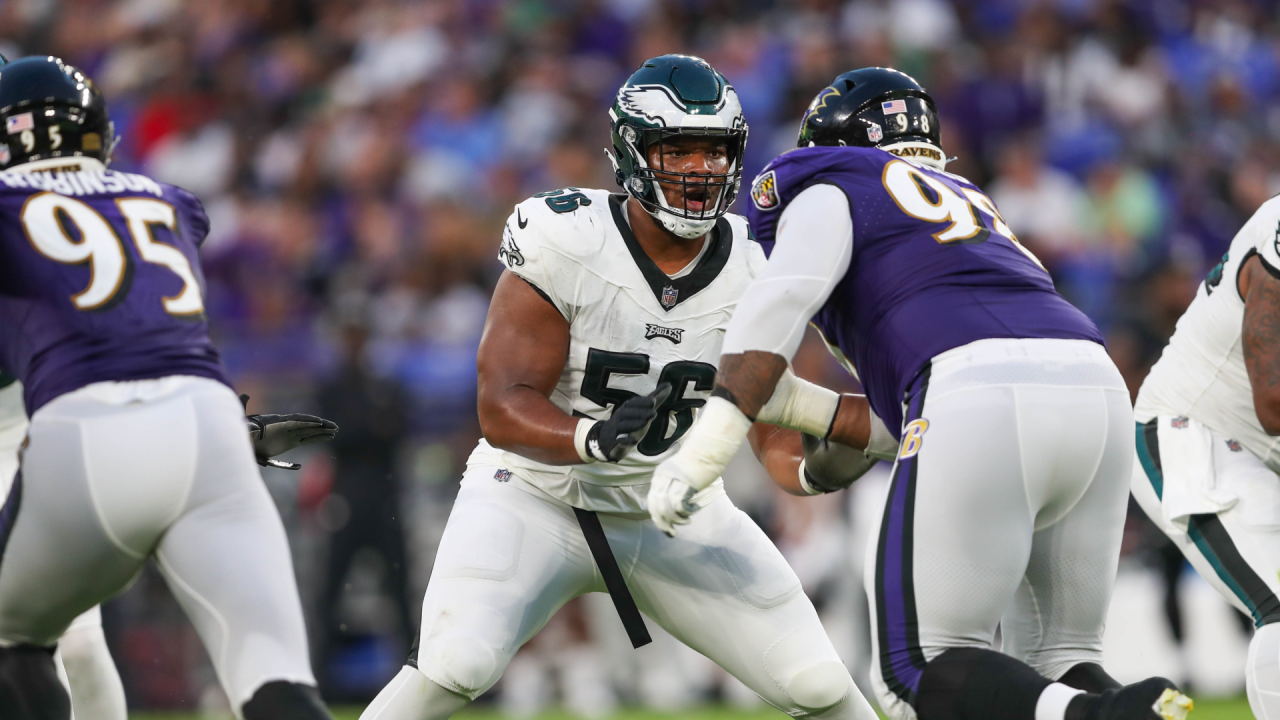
top-left (796, 459), bottom-right (823, 495)
top-left (866, 411), bottom-right (898, 461)
top-left (756, 368), bottom-right (840, 437)
top-left (666, 396), bottom-right (753, 492)
top-left (574, 418), bottom-right (598, 463)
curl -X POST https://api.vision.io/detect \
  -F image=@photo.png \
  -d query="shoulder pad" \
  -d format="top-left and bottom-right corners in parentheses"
top-left (505, 188), bottom-right (613, 262)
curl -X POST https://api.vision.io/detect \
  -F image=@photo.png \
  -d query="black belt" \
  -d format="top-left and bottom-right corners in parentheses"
top-left (572, 507), bottom-right (652, 648)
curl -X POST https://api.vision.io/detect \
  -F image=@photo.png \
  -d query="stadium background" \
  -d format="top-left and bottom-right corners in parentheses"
top-left (0, 0), bottom-right (1271, 716)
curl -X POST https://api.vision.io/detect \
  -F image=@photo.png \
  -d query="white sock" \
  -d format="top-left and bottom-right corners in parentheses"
top-left (1249, 623), bottom-right (1280, 720)
top-left (1035, 682), bottom-right (1085, 720)
top-left (57, 624), bottom-right (127, 720)
top-left (359, 665), bottom-right (471, 720)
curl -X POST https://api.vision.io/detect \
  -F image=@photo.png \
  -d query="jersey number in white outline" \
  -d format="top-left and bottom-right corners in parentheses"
top-left (22, 193), bottom-right (205, 315)
top-left (881, 160), bottom-right (1044, 269)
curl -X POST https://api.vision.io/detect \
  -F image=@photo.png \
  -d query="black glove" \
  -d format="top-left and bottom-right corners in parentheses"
top-left (585, 383), bottom-right (672, 462)
top-left (800, 432), bottom-right (877, 494)
top-left (241, 394), bottom-right (339, 470)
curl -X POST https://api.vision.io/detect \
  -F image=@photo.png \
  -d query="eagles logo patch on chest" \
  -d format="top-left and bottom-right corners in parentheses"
top-left (644, 324), bottom-right (683, 343)
top-left (751, 170), bottom-right (779, 211)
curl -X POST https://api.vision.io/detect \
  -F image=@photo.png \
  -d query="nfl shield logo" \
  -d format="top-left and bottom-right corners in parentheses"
top-left (661, 286), bottom-right (678, 309)
top-left (1171, 417), bottom-right (1189, 429)
top-left (867, 122), bottom-right (883, 143)
top-left (494, 468), bottom-right (512, 482)
top-left (750, 170), bottom-right (779, 211)
top-left (0, 144), bottom-right (9, 165)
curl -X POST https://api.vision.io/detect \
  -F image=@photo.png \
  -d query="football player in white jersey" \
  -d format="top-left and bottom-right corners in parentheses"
top-left (1131, 196), bottom-right (1280, 720)
top-left (0, 371), bottom-right (334, 719)
top-left (359, 55), bottom-right (880, 720)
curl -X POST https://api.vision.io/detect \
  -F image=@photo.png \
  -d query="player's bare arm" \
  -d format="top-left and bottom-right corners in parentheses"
top-left (715, 351), bottom-right (787, 418)
top-left (749, 391), bottom-right (880, 496)
top-left (1240, 254), bottom-right (1280, 434)
top-left (476, 271), bottom-right (580, 464)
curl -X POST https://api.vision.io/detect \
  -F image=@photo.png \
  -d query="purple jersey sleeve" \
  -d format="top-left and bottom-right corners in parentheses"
top-left (0, 169), bottom-right (231, 412)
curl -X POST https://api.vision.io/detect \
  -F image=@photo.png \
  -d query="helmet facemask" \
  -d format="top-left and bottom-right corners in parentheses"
top-left (612, 124), bottom-right (745, 239)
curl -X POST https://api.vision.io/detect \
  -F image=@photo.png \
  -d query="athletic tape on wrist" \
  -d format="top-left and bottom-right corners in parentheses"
top-left (574, 418), bottom-right (599, 463)
top-left (669, 396), bottom-right (753, 491)
top-left (756, 369), bottom-right (840, 437)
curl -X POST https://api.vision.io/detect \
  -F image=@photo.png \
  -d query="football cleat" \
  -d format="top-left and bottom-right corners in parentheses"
top-left (1152, 687), bottom-right (1193, 720)
top-left (1081, 677), bottom-right (1193, 720)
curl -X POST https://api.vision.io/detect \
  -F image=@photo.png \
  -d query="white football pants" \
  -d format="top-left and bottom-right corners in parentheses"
top-left (1132, 415), bottom-right (1280, 720)
top-left (371, 465), bottom-right (876, 720)
top-left (0, 376), bottom-right (316, 715)
top-left (0, 380), bottom-right (127, 720)
top-left (867, 339), bottom-right (1133, 720)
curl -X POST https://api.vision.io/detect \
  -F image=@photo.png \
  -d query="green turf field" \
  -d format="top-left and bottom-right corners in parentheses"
top-left (132, 695), bottom-right (1254, 720)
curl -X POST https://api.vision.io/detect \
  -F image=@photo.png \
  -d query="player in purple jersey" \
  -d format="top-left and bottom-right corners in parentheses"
top-left (649, 69), bottom-right (1194, 720)
top-left (0, 57), bottom-right (336, 720)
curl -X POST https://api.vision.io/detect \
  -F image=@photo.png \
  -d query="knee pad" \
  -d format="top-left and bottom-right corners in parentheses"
top-left (0, 644), bottom-right (71, 720)
top-left (242, 680), bottom-right (331, 720)
top-left (786, 661), bottom-right (852, 712)
top-left (418, 634), bottom-right (500, 698)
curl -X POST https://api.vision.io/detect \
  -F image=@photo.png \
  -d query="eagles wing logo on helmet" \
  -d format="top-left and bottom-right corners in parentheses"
top-left (750, 171), bottom-right (779, 211)
top-left (618, 85), bottom-right (688, 128)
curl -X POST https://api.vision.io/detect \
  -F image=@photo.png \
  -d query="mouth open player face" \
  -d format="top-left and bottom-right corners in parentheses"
top-left (646, 136), bottom-right (730, 216)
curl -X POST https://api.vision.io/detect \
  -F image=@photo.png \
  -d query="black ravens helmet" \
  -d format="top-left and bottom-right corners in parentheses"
top-left (0, 56), bottom-right (116, 170)
top-left (607, 54), bottom-right (748, 239)
top-left (797, 67), bottom-right (944, 170)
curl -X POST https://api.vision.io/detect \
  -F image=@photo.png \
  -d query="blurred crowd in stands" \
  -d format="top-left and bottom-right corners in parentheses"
top-left (3, 0), bottom-right (1277, 711)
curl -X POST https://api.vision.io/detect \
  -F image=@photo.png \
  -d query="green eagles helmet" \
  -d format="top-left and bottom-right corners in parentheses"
top-left (607, 55), bottom-right (747, 239)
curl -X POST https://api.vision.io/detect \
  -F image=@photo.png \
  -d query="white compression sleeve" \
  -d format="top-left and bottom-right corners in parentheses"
top-left (721, 183), bottom-right (853, 360)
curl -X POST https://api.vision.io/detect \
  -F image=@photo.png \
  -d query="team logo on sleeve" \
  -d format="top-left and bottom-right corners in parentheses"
top-left (661, 285), bottom-right (679, 309)
top-left (750, 170), bottom-right (779, 210)
top-left (499, 224), bottom-right (525, 268)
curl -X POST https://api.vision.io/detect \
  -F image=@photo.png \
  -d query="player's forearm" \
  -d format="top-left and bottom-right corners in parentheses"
top-left (748, 423), bottom-right (808, 496)
top-left (714, 351), bottom-right (788, 419)
top-left (478, 385), bottom-right (583, 465)
top-left (1241, 257), bottom-right (1280, 435)
top-left (826, 394), bottom-right (871, 450)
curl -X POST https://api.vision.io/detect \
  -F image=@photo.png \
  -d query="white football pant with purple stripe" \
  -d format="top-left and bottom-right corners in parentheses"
top-left (866, 338), bottom-right (1132, 720)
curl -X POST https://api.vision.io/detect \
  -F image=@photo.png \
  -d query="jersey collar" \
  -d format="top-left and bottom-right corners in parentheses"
top-left (609, 193), bottom-right (732, 313)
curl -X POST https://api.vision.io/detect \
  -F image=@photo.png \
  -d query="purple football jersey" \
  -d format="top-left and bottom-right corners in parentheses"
top-left (0, 169), bottom-right (231, 412)
top-left (747, 146), bottom-right (1102, 436)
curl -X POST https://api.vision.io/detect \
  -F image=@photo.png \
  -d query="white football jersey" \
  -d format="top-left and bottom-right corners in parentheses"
top-left (1136, 195), bottom-right (1280, 471)
top-left (468, 187), bottom-right (766, 514)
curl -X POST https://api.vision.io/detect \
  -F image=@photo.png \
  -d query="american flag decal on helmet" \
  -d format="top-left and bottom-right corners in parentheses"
top-left (881, 99), bottom-right (907, 115)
